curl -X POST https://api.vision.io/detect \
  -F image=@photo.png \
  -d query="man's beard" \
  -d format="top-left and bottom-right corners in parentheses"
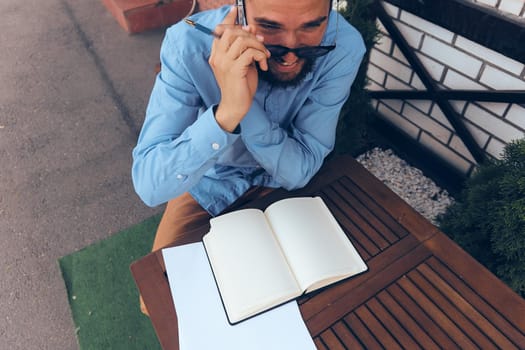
top-left (258, 57), bottom-right (315, 89)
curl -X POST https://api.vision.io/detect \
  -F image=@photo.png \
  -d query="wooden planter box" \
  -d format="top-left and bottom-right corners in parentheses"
top-left (101, 0), bottom-right (196, 34)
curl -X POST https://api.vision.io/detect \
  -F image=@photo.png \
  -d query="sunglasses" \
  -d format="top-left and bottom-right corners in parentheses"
top-left (265, 44), bottom-right (336, 59)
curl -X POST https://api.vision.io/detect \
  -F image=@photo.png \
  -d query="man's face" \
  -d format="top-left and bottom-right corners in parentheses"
top-left (245, 0), bottom-right (331, 87)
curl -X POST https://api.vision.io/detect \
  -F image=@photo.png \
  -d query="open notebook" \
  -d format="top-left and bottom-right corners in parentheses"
top-left (203, 196), bottom-right (368, 324)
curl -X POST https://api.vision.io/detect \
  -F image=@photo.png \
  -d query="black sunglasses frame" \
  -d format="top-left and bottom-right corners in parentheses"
top-left (265, 44), bottom-right (336, 59)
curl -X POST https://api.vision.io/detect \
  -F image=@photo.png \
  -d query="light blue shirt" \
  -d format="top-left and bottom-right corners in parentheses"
top-left (132, 6), bottom-right (365, 216)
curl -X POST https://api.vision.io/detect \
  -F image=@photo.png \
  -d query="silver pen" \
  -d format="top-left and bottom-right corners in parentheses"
top-left (184, 2), bottom-right (247, 38)
top-left (236, 0), bottom-right (247, 26)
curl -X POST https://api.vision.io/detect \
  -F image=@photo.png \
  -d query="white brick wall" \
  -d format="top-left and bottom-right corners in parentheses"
top-left (480, 66), bottom-right (525, 90)
top-left (455, 37), bottom-right (524, 76)
top-left (419, 132), bottom-right (474, 173)
top-left (376, 101), bottom-right (421, 138)
top-left (464, 103), bottom-right (525, 142)
top-left (507, 104), bottom-right (525, 129)
top-left (474, 0), bottom-right (525, 17)
top-left (366, 1), bottom-right (525, 175)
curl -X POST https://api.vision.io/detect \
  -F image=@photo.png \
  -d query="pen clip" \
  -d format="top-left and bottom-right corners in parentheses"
top-left (184, 18), bottom-right (196, 27)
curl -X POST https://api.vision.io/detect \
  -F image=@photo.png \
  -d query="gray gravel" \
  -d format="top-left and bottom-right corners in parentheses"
top-left (356, 148), bottom-right (455, 224)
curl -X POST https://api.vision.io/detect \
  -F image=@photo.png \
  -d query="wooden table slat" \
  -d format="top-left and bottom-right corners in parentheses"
top-left (365, 297), bottom-right (422, 350)
top-left (397, 274), bottom-right (479, 349)
top-left (387, 283), bottom-right (460, 349)
top-left (407, 267), bottom-right (499, 349)
top-left (319, 328), bottom-right (346, 350)
top-left (331, 321), bottom-right (366, 350)
top-left (416, 261), bottom-right (520, 349)
top-left (425, 234), bottom-right (525, 329)
top-left (341, 159), bottom-right (439, 241)
top-left (355, 304), bottom-right (404, 350)
top-left (376, 290), bottom-right (441, 350)
top-left (338, 176), bottom-right (410, 239)
top-left (426, 257), bottom-right (525, 347)
top-left (344, 312), bottom-right (384, 349)
top-left (326, 181), bottom-right (401, 244)
top-left (320, 186), bottom-right (392, 251)
top-left (313, 337), bottom-right (329, 350)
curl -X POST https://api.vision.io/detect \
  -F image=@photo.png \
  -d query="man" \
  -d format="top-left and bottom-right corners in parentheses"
top-left (133, 0), bottom-right (364, 269)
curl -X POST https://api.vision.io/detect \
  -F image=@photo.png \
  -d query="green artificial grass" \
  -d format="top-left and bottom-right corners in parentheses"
top-left (59, 215), bottom-right (162, 350)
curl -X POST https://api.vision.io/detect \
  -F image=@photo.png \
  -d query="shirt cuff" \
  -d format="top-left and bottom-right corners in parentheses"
top-left (190, 106), bottom-right (240, 157)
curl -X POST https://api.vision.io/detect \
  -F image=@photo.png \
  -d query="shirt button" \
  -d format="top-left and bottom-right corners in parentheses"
top-left (176, 174), bottom-right (184, 180)
top-left (211, 142), bottom-right (220, 150)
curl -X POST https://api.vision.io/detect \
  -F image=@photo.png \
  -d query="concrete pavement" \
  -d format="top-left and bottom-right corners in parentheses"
top-left (1, 0), bottom-right (167, 348)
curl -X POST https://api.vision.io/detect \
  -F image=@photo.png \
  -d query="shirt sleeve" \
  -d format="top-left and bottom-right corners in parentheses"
top-left (131, 32), bottom-right (239, 207)
top-left (240, 41), bottom-right (366, 190)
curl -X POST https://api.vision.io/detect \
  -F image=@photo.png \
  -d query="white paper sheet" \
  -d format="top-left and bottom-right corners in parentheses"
top-left (162, 243), bottom-right (316, 350)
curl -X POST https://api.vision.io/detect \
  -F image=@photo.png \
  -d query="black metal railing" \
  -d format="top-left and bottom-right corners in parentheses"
top-left (367, 0), bottom-right (525, 166)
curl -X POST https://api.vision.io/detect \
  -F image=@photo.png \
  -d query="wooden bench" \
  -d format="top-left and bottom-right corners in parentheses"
top-left (131, 154), bottom-right (525, 349)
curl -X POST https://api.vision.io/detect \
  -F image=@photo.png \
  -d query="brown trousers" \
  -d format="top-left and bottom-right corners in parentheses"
top-left (151, 187), bottom-right (274, 251)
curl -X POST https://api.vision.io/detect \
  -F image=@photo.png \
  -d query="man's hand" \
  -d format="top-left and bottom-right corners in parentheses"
top-left (209, 6), bottom-right (270, 132)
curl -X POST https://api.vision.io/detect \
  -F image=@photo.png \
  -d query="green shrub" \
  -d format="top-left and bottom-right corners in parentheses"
top-left (437, 138), bottom-right (525, 297)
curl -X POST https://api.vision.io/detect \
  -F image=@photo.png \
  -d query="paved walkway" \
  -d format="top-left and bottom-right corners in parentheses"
top-left (1, 0), bottom-right (167, 348)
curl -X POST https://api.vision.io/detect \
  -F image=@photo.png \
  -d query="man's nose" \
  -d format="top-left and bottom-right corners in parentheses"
top-left (280, 30), bottom-right (299, 49)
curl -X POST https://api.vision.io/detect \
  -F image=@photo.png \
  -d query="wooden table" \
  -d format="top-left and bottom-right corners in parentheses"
top-left (131, 155), bottom-right (525, 349)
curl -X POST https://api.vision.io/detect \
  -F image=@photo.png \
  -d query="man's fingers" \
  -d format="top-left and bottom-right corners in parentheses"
top-left (209, 8), bottom-right (269, 76)
top-left (236, 48), bottom-right (269, 72)
top-left (216, 5), bottom-right (238, 32)
top-left (227, 36), bottom-right (269, 60)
